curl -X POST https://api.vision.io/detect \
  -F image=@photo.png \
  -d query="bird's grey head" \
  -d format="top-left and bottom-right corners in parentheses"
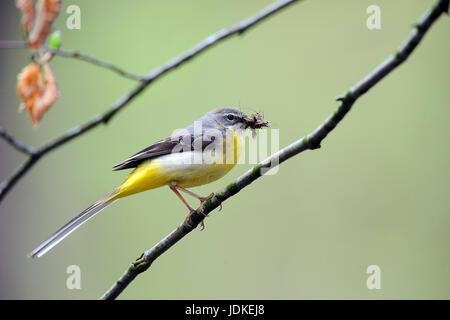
top-left (206, 107), bottom-right (249, 130)
top-left (205, 107), bottom-right (270, 132)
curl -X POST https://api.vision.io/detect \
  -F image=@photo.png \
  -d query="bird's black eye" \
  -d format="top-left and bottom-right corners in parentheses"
top-left (226, 114), bottom-right (235, 121)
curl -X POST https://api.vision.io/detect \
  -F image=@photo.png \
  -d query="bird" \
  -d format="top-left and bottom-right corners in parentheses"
top-left (29, 107), bottom-right (270, 258)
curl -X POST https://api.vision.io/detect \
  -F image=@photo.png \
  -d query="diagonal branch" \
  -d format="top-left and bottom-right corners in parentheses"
top-left (0, 41), bottom-right (145, 81)
top-left (100, 0), bottom-right (450, 300)
top-left (0, 126), bottom-right (36, 155)
top-left (99, 0), bottom-right (303, 123)
top-left (53, 48), bottom-right (146, 81)
top-left (0, 0), bottom-right (302, 204)
top-left (0, 156), bottom-right (40, 200)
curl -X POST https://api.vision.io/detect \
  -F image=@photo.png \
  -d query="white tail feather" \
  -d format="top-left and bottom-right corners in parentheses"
top-left (28, 195), bottom-right (117, 258)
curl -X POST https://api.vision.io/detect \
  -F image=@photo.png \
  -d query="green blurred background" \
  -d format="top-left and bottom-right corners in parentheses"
top-left (0, 0), bottom-right (449, 299)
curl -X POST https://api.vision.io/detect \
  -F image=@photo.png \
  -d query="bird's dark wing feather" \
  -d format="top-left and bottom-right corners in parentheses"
top-left (112, 134), bottom-right (215, 171)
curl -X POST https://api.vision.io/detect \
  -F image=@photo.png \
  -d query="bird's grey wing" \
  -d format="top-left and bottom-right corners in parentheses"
top-left (112, 134), bottom-right (215, 171)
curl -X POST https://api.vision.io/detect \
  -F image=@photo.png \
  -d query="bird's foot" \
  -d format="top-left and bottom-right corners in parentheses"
top-left (198, 192), bottom-right (214, 203)
top-left (182, 192), bottom-right (216, 231)
top-left (198, 192), bottom-right (215, 230)
top-left (184, 209), bottom-right (196, 228)
top-left (184, 208), bottom-right (207, 231)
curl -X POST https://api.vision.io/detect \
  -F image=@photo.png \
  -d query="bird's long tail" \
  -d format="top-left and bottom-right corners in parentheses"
top-left (28, 190), bottom-right (119, 259)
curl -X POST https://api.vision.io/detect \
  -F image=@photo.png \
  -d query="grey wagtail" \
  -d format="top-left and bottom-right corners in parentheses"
top-left (29, 107), bottom-right (270, 258)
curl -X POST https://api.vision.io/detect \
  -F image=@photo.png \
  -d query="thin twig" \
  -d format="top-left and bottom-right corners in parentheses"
top-left (0, 0), bottom-right (301, 204)
top-left (0, 156), bottom-right (40, 201)
top-left (53, 48), bottom-right (146, 81)
top-left (0, 126), bottom-right (36, 155)
top-left (100, 0), bottom-right (450, 300)
top-left (0, 40), bottom-right (145, 81)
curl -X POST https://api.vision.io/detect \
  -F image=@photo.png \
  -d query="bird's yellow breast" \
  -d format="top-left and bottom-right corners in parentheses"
top-left (116, 131), bottom-right (244, 198)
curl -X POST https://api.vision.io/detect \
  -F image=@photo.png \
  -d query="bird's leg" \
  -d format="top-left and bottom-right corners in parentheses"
top-left (169, 184), bottom-right (195, 212)
top-left (174, 185), bottom-right (214, 205)
top-left (173, 183), bottom-right (216, 213)
top-left (169, 183), bottom-right (206, 230)
top-left (174, 184), bottom-right (223, 212)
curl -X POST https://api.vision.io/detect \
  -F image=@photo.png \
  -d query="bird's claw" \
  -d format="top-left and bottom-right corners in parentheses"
top-left (199, 192), bottom-right (214, 203)
top-left (183, 192), bottom-right (216, 231)
top-left (184, 209), bottom-right (196, 228)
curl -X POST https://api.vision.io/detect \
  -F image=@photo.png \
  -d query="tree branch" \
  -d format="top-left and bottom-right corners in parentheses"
top-left (0, 126), bottom-right (36, 155)
top-left (0, 40), bottom-right (145, 81)
top-left (100, 0), bottom-right (450, 300)
top-left (53, 48), bottom-right (146, 81)
top-left (0, 0), bottom-right (302, 204)
top-left (0, 156), bottom-right (40, 200)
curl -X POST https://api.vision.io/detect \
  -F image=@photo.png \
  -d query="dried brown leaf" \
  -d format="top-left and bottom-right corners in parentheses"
top-left (28, 0), bottom-right (62, 49)
top-left (15, 0), bottom-right (35, 35)
top-left (17, 62), bottom-right (58, 125)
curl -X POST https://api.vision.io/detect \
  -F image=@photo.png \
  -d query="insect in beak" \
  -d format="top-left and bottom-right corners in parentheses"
top-left (243, 112), bottom-right (270, 138)
top-left (243, 112), bottom-right (270, 129)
